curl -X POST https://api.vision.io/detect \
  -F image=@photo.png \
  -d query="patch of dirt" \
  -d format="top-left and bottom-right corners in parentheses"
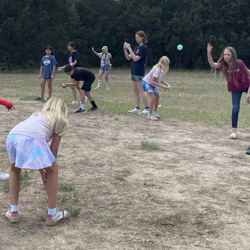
top-left (1, 98), bottom-right (250, 250)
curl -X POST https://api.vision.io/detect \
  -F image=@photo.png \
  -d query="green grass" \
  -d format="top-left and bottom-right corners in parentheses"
top-left (113, 169), bottom-right (132, 182)
top-left (140, 140), bottom-right (160, 150)
top-left (59, 182), bottom-right (75, 192)
top-left (1, 68), bottom-right (250, 127)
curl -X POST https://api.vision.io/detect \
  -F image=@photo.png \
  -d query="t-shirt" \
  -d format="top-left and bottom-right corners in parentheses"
top-left (131, 44), bottom-right (148, 76)
top-left (218, 59), bottom-right (250, 92)
top-left (41, 55), bottom-right (57, 79)
top-left (9, 113), bottom-right (54, 143)
top-left (68, 51), bottom-right (80, 67)
top-left (71, 67), bottom-right (95, 82)
top-left (97, 52), bottom-right (111, 66)
top-left (143, 67), bottom-right (165, 85)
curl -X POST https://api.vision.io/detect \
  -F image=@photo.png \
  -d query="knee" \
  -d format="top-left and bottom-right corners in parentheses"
top-left (232, 106), bottom-right (240, 114)
top-left (45, 162), bottom-right (58, 174)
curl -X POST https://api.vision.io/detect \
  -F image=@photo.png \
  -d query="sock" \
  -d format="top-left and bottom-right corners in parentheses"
top-left (10, 205), bottom-right (19, 213)
top-left (91, 100), bottom-right (97, 108)
top-left (148, 113), bottom-right (153, 117)
top-left (48, 207), bottom-right (57, 217)
top-left (153, 111), bottom-right (157, 115)
top-left (136, 107), bottom-right (140, 110)
top-left (106, 82), bottom-right (109, 87)
top-left (80, 104), bottom-right (85, 110)
top-left (97, 80), bottom-right (101, 87)
top-left (145, 107), bottom-right (149, 111)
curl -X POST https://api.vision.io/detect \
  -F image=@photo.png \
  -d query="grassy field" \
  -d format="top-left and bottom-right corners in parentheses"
top-left (1, 68), bottom-right (250, 128)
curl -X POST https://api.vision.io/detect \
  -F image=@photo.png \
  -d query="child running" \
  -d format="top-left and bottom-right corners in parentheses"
top-left (62, 65), bottom-right (98, 113)
top-left (0, 98), bottom-right (14, 181)
top-left (91, 46), bottom-right (112, 90)
top-left (5, 97), bottom-right (69, 225)
top-left (35, 46), bottom-right (57, 101)
top-left (58, 41), bottom-right (81, 104)
top-left (142, 56), bottom-right (170, 120)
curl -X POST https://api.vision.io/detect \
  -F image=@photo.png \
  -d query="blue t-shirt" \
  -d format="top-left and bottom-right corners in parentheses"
top-left (41, 55), bottom-right (57, 79)
top-left (131, 44), bottom-right (148, 76)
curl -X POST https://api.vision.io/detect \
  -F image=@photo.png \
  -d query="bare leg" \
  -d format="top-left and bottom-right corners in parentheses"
top-left (154, 93), bottom-right (160, 112)
top-left (132, 81), bottom-right (140, 107)
top-left (135, 81), bottom-right (148, 108)
top-left (148, 93), bottom-right (156, 114)
top-left (45, 162), bottom-right (58, 209)
top-left (84, 91), bottom-right (94, 102)
top-left (9, 164), bottom-right (21, 206)
top-left (71, 86), bottom-right (77, 101)
top-left (47, 79), bottom-right (52, 99)
top-left (40, 78), bottom-right (46, 99)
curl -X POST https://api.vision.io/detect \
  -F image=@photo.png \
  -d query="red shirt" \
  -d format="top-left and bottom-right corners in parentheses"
top-left (218, 59), bottom-right (250, 92)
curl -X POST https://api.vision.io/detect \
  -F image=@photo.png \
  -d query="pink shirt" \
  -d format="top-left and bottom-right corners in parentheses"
top-left (9, 113), bottom-right (54, 143)
top-left (143, 67), bottom-right (165, 85)
top-left (218, 59), bottom-right (250, 92)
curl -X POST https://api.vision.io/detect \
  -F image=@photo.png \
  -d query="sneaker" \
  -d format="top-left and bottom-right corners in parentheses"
top-left (229, 132), bottom-right (238, 139)
top-left (106, 86), bottom-right (110, 90)
top-left (90, 106), bottom-right (98, 111)
top-left (154, 114), bottom-right (160, 119)
top-left (6, 210), bottom-right (20, 223)
top-left (35, 97), bottom-right (44, 101)
top-left (139, 109), bottom-right (149, 115)
top-left (246, 146), bottom-right (250, 155)
top-left (70, 101), bottom-right (78, 105)
top-left (95, 86), bottom-right (100, 90)
top-left (46, 210), bottom-right (70, 226)
top-left (148, 115), bottom-right (159, 121)
top-left (0, 172), bottom-right (9, 181)
top-left (128, 108), bottom-right (140, 113)
top-left (75, 108), bottom-right (86, 114)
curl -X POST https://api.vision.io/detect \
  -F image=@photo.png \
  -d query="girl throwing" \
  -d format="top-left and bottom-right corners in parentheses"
top-left (36, 46), bottom-right (57, 101)
top-left (92, 46), bottom-right (112, 90)
top-left (5, 97), bottom-right (69, 225)
top-left (142, 56), bottom-right (170, 120)
top-left (124, 30), bottom-right (149, 114)
top-left (207, 43), bottom-right (250, 139)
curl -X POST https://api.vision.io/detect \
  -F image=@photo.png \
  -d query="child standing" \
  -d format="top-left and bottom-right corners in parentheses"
top-left (35, 46), bottom-right (57, 101)
top-left (207, 43), bottom-right (250, 139)
top-left (91, 46), bottom-right (112, 90)
top-left (142, 56), bottom-right (170, 120)
top-left (0, 98), bottom-right (14, 181)
top-left (58, 41), bottom-right (81, 104)
top-left (5, 97), bottom-right (69, 225)
top-left (123, 30), bottom-right (149, 114)
top-left (62, 65), bottom-right (98, 113)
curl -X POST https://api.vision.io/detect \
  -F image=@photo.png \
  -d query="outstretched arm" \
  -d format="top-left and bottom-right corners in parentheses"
top-left (92, 47), bottom-right (98, 55)
top-left (207, 43), bottom-right (219, 69)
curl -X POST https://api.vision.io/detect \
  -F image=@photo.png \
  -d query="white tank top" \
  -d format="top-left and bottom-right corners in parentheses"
top-left (9, 113), bottom-right (54, 143)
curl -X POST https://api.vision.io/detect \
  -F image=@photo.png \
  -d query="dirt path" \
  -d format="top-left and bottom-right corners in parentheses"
top-left (1, 98), bottom-right (250, 250)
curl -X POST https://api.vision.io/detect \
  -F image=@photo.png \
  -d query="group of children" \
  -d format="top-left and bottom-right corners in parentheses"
top-left (3, 33), bottom-right (250, 227)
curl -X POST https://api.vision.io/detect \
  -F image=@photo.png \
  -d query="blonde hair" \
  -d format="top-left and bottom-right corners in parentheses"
top-left (153, 56), bottom-right (170, 73)
top-left (34, 97), bottom-right (68, 136)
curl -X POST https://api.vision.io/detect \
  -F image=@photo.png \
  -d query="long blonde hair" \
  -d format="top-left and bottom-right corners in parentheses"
top-left (153, 56), bottom-right (170, 73)
top-left (34, 97), bottom-right (68, 136)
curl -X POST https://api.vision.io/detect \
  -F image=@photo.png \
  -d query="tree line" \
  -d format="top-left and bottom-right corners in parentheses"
top-left (1, 0), bottom-right (250, 70)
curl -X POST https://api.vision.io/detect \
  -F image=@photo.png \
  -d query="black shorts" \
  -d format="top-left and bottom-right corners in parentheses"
top-left (81, 76), bottom-right (95, 92)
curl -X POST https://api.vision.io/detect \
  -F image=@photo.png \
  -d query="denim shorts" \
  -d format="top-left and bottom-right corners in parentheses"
top-left (131, 75), bottom-right (143, 82)
top-left (100, 64), bottom-right (110, 71)
top-left (142, 80), bottom-right (159, 94)
top-left (6, 134), bottom-right (56, 169)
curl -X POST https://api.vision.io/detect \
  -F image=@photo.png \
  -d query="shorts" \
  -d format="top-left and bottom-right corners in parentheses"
top-left (100, 64), bottom-right (110, 71)
top-left (81, 75), bottom-right (95, 92)
top-left (142, 80), bottom-right (159, 94)
top-left (6, 134), bottom-right (56, 169)
top-left (131, 75), bottom-right (143, 82)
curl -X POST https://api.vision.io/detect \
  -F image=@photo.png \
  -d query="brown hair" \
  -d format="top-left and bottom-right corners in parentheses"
top-left (136, 30), bottom-right (148, 44)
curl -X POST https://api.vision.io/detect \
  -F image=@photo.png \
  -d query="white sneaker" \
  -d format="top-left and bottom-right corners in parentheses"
top-left (46, 210), bottom-right (70, 226)
top-left (229, 132), bottom-right (238, 139)
top-left (95, 86), bottom-right (100, 90)
top-left (0, 172), bottom-right (10, 181)
top-left (139, 109), bottom-right (149, 115)
top-left (69, 101), bottom-right (78, 105)
top-left (128, 108), bottom-right (140, 113)
top-left (148, 115), bottom-right (158, 121)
